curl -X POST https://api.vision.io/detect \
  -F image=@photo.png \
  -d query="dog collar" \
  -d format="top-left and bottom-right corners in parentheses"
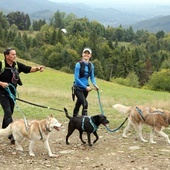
top-left (45, 125), bottom-right (51, 132)
top-left (38, 125), bottom-right (51, 141)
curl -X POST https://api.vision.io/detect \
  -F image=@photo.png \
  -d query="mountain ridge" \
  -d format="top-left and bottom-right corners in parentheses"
top-left (1, 0), bottom-right (170, 32)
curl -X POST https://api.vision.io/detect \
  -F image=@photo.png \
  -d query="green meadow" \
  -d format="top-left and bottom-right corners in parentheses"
top-left (0, 53), bottom-right (170, 130)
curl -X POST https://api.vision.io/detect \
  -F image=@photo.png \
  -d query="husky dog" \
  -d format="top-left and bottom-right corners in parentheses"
top-left (113, 104), bottom-right (170, 144)
top-left (0, 115), bottom-right (62, 157)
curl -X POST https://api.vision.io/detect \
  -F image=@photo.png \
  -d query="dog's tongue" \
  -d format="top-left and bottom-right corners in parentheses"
top-left (54, 126), bottom-right (60, 131)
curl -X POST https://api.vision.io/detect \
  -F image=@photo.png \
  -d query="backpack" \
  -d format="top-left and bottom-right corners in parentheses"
top-left (0, 59), bottom-right (18, 74)
top-left (0, 59), bottom-right (22, 85)
top-left (79, 60), bottom-right (92, 78)
top-left (71, 61), bottom-right (92, 101)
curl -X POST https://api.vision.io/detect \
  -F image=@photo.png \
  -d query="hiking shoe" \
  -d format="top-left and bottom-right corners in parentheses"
top-left (8, 134), bottom-right (15, 145)
top-left (10, 138), bottom-right (15, 145)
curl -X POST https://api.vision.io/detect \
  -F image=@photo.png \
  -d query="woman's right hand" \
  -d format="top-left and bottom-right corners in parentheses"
top-left (86, 86), bottom-right (92, 92)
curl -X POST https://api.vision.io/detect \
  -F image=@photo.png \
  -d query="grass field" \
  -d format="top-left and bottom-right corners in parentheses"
top-left (0, 53), bottom-right (170, 130)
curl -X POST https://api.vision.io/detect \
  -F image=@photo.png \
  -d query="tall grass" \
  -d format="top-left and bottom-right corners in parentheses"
top-left (0, 54), bottom-right (170, 129)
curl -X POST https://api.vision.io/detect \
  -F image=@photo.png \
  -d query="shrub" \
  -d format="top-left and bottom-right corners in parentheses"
top-left (146, 69), bottom-right (170, 92)
top-left (111, 71), bottom-right (140, 88)
top-left (60, 66), bottom-right (72, 74)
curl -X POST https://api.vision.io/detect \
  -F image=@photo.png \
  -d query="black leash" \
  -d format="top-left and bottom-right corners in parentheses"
top-left (16, 97), bottom-right (64, 112)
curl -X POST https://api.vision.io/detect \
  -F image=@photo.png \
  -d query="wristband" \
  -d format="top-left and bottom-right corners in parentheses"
top-left (36, 67), bottom-right (40, 71)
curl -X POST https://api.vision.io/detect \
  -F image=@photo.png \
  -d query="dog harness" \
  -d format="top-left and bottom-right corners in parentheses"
top-left (136, 106), bottom-right (166, 122)
top-left (135, 107), bottom-right (145, 121)
top-left (82, 116), bottom-right (98, 132)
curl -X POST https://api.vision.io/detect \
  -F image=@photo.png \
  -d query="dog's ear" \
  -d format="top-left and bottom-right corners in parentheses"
top-left (45, 115), bottom-right (53, 121)
top-left (45, 116), bottom-right (50, 121)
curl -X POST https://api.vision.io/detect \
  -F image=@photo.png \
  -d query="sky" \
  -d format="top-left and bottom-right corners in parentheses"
top-left (49, 0), bottom-right (170, 6)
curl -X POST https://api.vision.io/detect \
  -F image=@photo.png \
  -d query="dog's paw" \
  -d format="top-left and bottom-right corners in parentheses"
top-left (29, 152), bottom-right (35, 157)
top-left (82, 141), bottom-right (86, 144)
top-left (142, 139), bottom-right (148, 143)
top-left (150, 140), bottom-right (156, 144)
top-left (93, 139), bottom-right (98, 144)
top-left (122, 134), bottom-right (127, 138)
top-left (16, 146), bottom-right (23, 151)
top-left (49, 154), bottom-right (59, 158)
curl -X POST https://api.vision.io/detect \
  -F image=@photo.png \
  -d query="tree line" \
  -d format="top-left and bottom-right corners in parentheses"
top-left (0, 10), bottom-right (170, 92)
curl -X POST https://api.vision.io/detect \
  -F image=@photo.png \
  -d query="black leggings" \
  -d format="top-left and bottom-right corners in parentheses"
top-left (73, 88), bottom-right (89, 116)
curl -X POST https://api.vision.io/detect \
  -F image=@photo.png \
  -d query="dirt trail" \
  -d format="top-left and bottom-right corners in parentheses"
top-left (0, 120), bottom-right (170, 170)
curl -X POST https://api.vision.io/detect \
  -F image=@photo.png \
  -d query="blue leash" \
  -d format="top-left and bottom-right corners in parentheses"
top-left (5, 83), bottom-right (28, 131)
top-left (5, 84), bottom-right (16, 104)
top-left (96, 90), bottom-right (128, 132)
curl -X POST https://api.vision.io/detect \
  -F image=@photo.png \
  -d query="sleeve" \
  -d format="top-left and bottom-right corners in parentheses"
top-left (90, 63), bottom-right (96, 85)
top-left (74, 62), bottom-right (87, 88)
top-left (17, 62), bottom-right (31, 73)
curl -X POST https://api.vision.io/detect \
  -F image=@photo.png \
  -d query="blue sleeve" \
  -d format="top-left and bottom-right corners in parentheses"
top-left (90, 63), bottom-right (96, 85)
top-left (74, 62), bottom-right (87, 89)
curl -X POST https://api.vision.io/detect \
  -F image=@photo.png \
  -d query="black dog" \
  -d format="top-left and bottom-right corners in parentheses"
top-left (64, 108), bottom-right (109, 146)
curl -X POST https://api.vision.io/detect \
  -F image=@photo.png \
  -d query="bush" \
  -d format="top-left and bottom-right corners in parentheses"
top-left (111, 71), bottom-right (140, 88)
top-left (126, 72), bottom-right (140, 88)
top-left (146, 69), bottom-right (170, 92)
top-left (111, 77), bottom-right (129, 86)
top-left (60, 66), bottom-right (73, 74)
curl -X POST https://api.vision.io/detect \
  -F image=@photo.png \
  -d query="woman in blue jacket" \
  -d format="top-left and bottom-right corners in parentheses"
top-left (73, 47), bottom-right (98, 117)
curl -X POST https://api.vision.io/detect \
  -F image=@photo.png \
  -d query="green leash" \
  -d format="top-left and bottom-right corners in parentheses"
top-left (96, 89), bottom-right (128, 132)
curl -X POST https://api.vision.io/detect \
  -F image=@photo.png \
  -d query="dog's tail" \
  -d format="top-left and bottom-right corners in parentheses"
top-left (64, 108), bottom-right (72, 119)
top-left (112, 104), bottom-right (132, 114)
top-left (0, 124), bottom-right (12, 137)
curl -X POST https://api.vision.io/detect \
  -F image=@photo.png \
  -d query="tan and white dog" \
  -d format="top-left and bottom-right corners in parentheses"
top-left (0, 115), bottom-right (62, 157)
top-left (113, 104), bottom-right (170, 144)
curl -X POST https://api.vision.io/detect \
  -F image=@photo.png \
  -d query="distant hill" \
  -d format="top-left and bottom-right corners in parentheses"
top-left (132, 15), bottom-right (170, 33)
top-left (1, 0), bottom-right (170, 32)
top-left (0, 0), bottom-right (135, 26)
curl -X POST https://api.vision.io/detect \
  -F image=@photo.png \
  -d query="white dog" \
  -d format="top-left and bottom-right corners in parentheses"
top-left (0, 115), bottom-right (62, 157)
top-left (113, 104), bottom-right (170, 144)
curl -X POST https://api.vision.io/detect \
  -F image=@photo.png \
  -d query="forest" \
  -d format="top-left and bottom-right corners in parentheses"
top-left (0, 10), bottom-right (170, 92)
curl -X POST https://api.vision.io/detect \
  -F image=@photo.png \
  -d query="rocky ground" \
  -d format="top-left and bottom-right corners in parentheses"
top-left (0, 120), bottom-right (170, 170)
